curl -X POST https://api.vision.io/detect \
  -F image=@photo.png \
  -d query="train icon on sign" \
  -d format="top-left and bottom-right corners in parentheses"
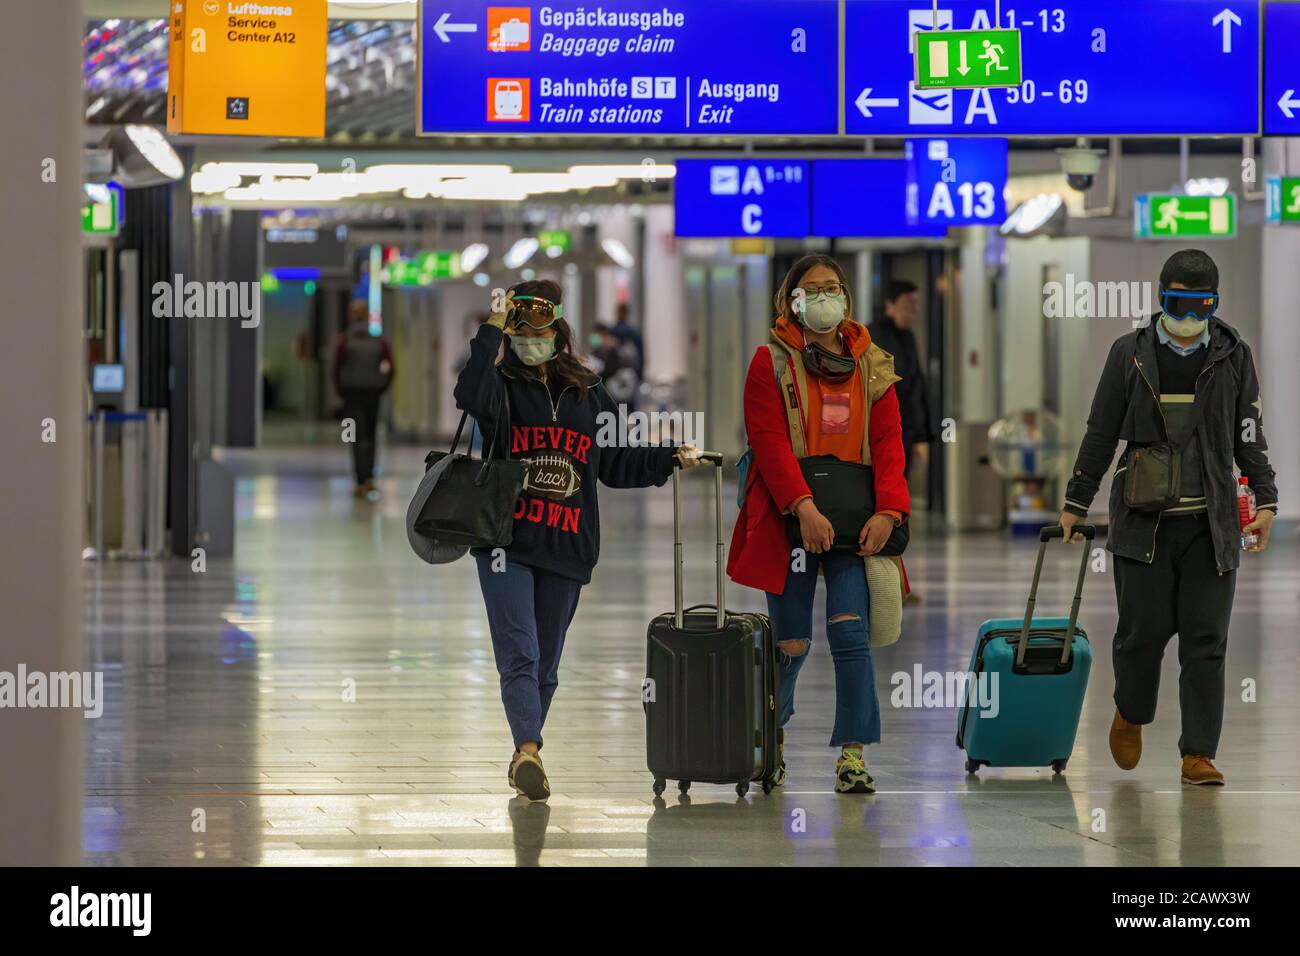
top-left (488, 7), bottom-right (531, 52)
top-left (488, 78), bottom-right (529, 121)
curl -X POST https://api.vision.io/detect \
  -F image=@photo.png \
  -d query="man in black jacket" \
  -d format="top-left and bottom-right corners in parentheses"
top-left (869, 280), bottom-right (936, 478)
top-left (1059, 250), bottom-right (1277, 786)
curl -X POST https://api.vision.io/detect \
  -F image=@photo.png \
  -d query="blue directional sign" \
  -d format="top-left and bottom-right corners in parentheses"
top-left (811, 160), bottom-right (948, 238)
top-left (1264, 2), bottom-right (1300, 135)
top-left (845, 1), bottom-right (1261, 136)
top-left (674, 160), bottom-right (810, 237)
top-left (906, 138), bottom-right (1007, 226)
top-left (417, 0), bottom-right (839, 136)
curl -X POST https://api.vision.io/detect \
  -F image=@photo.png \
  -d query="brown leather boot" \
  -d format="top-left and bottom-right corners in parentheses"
top-left (1108, 709), bottom-right (1142, 770)
top-left (1181, 755), bottom-right (1225, 786)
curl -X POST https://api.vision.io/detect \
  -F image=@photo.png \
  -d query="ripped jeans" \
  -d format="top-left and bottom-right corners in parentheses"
top-left (765, 550), bottom-right (880, 748)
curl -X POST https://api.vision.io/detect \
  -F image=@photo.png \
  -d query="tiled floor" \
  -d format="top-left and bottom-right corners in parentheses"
top-left (83, 444), bottom-right (1300, 865)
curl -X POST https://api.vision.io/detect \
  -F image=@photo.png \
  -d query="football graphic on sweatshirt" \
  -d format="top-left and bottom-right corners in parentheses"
top-left (521, 450), bottom-right (583, 501)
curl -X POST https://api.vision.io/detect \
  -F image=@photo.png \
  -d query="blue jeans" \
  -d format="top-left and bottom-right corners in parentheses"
top-left (475, 554), bottom-right (583, 749)
top-left (766, 550), bottom-right (880, 748)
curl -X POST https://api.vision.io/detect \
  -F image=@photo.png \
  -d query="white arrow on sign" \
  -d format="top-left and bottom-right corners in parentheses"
top-left (1211, 8), bottom-right (1241, 53)
top-left (434, 12), bottom-right (478, 43)
top-left (1280, 89), bottom-right (1300, 120)
top-left (957, 40), bottom-right (970, 76)
top-left (855, 88), bottom-right (901, 117)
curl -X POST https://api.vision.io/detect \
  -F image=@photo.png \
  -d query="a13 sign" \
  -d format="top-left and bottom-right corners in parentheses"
top-left (905, 138), bottom-right (1008, 227)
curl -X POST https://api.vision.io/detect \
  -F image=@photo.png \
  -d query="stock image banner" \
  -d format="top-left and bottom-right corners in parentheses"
top-left (1, 0), bottom-right (1297, 938)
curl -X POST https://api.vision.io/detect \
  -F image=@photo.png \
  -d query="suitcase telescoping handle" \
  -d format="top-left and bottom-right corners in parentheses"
top-left (673, 451), bottom-right (726, 630)
top-left (1017, 524), bottom-right (1096, 667)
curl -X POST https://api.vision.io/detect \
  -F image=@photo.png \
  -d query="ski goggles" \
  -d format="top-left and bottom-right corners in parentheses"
top-left (508, 295), bottom-right (565, 330)
top-left (1160, 288), bottom-right (1219, 322)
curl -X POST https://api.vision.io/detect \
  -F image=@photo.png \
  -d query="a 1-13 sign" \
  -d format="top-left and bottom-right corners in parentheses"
top-left (846, 0), bottom-right (1260, 136)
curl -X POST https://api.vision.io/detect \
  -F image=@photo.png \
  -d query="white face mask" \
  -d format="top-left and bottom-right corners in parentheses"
top-left (799, 292), bottom-right (847, 334)
top-left (1162, 312), bottom-right (1208, 338)
top-left (510, 335), bottom-right (556, 366)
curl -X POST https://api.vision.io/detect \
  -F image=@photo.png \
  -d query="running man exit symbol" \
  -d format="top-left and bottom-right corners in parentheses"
top-left (1136, 193), bottom-right (1236, 239)
top-left (915, 29), bottom-right (1022, 89)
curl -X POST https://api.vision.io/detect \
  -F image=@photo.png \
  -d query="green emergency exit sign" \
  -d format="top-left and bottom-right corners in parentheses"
top-left (1135, 193), bottom-right (1236, 240)
top-left (384, 250), bottom-right (462, 287)
top-left (1266, 177), bottom-right (1300, 223)
top-left (538, 230), bottom-right (571, 254)
top-left (82, 186), bottom-right (118, 236)
top-left (914, 29), bottom-right (1022, 90)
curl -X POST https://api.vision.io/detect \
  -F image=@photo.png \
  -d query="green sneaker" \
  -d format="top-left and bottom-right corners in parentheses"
top-left (508, 750), bottom-right (551, 801)
top-left (835, 748), bottom-right (876, 794)
top-left (772, 728), bottom-right (787, 787)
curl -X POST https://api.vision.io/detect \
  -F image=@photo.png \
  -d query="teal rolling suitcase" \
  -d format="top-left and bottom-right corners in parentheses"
top-left (956, 525), bottom-right (1095, 775)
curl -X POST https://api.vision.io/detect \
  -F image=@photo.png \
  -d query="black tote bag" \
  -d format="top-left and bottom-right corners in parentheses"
top-left (414, 390), bottom-right (525, 549)
top-left (785, 455), bottom-right (909, 556)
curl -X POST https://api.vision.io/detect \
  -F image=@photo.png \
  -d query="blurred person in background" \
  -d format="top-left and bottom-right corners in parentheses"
top-left (869, 280), bottom-right (934, 604)
top-left (333, 301), bottom-right (394, 498)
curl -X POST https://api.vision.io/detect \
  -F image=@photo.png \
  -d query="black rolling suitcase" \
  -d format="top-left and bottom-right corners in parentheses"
top-left (644, 454), bottom-right (780, 798)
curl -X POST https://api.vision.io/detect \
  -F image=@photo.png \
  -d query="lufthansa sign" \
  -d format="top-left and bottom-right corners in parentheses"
top-left (167, 0), bottom-right (328, 138)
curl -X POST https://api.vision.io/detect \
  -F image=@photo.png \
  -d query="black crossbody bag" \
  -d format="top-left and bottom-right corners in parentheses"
top-left (785, 455), bottom-right (910, 556)
top-left (1123, 401), bottom-right (1203, 512)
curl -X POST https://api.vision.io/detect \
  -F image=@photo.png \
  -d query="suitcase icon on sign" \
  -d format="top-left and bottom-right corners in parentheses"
top-left (499, 18), bottom-right (529, 47)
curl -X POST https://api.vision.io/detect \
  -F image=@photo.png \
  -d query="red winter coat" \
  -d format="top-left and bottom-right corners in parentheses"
top-left (726, 322), bottom-right (911, 596)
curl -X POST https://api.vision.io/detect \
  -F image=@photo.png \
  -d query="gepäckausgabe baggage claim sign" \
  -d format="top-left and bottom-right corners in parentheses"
top-left (416, 0), bottom-right (840, 136)
top-left (167, 0), bottom-right (328, 138)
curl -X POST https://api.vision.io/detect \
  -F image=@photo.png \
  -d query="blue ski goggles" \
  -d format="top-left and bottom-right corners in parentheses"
top-left (1160, 288), bottom-right (1219, 322)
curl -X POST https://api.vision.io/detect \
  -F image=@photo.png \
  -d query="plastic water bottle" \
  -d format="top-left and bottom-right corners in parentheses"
top-left (1238, 476), bottom-right (1259, 551)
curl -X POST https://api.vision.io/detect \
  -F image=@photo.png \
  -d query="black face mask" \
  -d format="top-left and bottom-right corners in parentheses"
top-left (801, 341), bottom-right (855, 383)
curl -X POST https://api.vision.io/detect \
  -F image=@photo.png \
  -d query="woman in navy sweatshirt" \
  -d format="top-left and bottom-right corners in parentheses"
top-left (454, 279), bottom-right (699, 801)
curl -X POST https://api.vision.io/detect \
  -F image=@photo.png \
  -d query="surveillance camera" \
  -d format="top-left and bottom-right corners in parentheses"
top-left (1056, 146), bottom-right (1104, 192)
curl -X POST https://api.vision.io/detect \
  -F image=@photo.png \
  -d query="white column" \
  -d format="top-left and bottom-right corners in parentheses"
top-left (0, 0), bottom-right (84, 865)
top-left (1261, 140), bottom-right (1300, 520)
top-left (956, 227), bottom-right (997, 423)
top-left (641, 205), bottom-right (687, 384)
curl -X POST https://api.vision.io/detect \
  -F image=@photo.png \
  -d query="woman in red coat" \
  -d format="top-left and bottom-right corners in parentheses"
top-left (727, 255), bottom-right (910, 794)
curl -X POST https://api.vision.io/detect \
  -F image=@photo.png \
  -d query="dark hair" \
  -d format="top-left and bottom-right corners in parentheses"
top-left (504, 279), bottom-right (590, 391)
top-left (773, 254), bottom-right (853, 326)
top-left (1160, 249), bottom-right (1219, 291)
top-left (883, 279), bottom-right (918, 304)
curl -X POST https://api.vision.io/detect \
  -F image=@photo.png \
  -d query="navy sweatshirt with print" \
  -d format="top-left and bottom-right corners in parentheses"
top-left (453, 323), bottom-right (677, 584)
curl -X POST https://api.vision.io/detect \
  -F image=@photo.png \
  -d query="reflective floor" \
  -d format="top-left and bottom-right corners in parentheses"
top-left (83, 445), bottom-right (1300, 866)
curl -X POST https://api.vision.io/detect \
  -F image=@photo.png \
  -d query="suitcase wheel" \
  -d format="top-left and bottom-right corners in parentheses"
top-left (678, 780), bottom-right (691, 794)
top-left (652, 778), bottom-right (666, 797)
top-left (735, 782), bottom-right (749, 798)
top-left (1051, 759), bottom-right (1069, 775)
top-left (964, 758), bottom-right (981, 775)
top-left (761, 778), bottom-right (775, 795)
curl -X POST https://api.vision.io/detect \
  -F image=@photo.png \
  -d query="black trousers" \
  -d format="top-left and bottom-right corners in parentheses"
top-left (341, 388), bottom-right (382, 484)
top-left (1111, 512), bottom-right (1236, 758)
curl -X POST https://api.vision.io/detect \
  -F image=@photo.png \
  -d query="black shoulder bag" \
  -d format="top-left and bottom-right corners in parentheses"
top-left (414, 388), bottom-right (525, 548)
top-left (785, 455), bottom-right (910, 556)
top-left (1123, 401), bottom-right (1203, 512)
